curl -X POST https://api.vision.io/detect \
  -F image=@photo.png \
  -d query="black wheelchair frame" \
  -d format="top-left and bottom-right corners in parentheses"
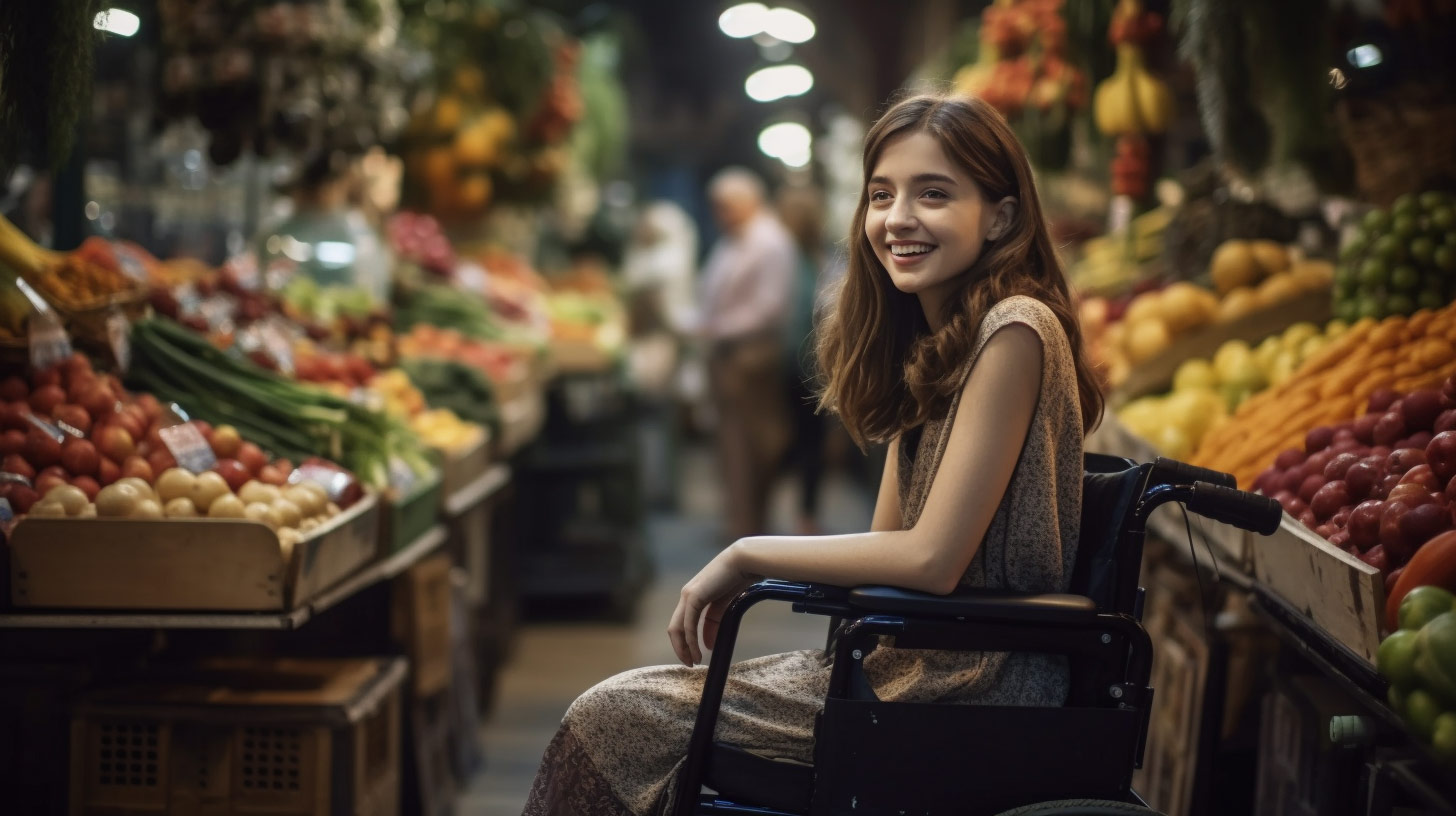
top-left (671, 455), bottom-right (1283, 816)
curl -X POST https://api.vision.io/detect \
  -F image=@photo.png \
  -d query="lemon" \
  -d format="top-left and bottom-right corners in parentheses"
top-left (1173, 358), bottom-right (1219, 392)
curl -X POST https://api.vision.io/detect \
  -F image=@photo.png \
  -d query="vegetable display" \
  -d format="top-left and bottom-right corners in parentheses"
top-left (125, 317), bottom-right (433, 492)
top-left (1378, 586), bottom-right (1456, 765)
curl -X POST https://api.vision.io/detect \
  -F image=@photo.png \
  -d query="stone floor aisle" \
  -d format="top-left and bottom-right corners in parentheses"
top-left (457, 444), bottom-right (874, 814)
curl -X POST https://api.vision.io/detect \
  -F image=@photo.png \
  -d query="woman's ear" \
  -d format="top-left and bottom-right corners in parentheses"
top-left (986, 197), bottom-right (1019, 241)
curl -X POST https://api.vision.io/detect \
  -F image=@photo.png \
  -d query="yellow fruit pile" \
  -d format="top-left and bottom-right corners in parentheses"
top-left (1209, 239), bottom-right (1334, 322)
top-left (1191, 305), bottom-right (1456, 487)
top-left (369, 369), bottom-right (427, 417)
top-left (411, 409), bottom-right (485, 453)
top-left (1118, 321), bottom-right (1346, 459)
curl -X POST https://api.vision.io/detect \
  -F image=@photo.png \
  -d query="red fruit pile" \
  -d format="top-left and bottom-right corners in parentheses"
top-left (0, 354), bottom-right (294, 516)
top-left (387, 212), bottom-right (456, 277)
top-left (1254, 376), bottom-right (1456, 590)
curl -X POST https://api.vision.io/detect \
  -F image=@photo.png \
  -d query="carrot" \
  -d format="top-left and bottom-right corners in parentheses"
top-left (1385, 530), bottom-right (1456, 631)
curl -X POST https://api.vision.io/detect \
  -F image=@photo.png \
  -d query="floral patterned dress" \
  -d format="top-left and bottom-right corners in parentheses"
top-left (523, 296), bottom-right (1086, 815)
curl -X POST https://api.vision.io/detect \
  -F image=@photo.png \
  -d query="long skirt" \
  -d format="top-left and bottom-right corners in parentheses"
top-left (523, 649), bottom-right (829, 816)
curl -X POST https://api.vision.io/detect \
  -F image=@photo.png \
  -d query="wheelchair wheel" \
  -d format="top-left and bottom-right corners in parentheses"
top-left (992, 799), bottom-right (1165, 816)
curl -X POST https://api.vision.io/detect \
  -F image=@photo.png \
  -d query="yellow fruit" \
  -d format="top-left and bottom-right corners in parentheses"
top-left (1216, 287), bottom-right (1260, 323)
top-left (1126, 317), bottom-right (1172, 363)
top-left (433, 95), bottom-right (464, 133)
top-left (1213, 340), bottom-right (1254, 382)
top-left (1280, 322), bottom-right (1321, 352)
top-left (1210, 240), bottom-right (1261, 294)
top-left (458, 175), bottom-right (493, 212)
top-left (1118, 397), bottom-right (1164, 438)
top-left (1289, 260), bottom-right (1334, 291)
top-left (1123, 292), bottom-right (1164, 327)
top-left (1299, 334), bottom-right (1327, 361)
top-left (454, 119), bottom-right (502, 167)
top-left (1249, 240), bottom-right (1289, 276)
top-left (1173, 358), bottom-right (1219, 391)
top-left (1167, 387), bottom-right (1225, 441)
top-left (1093, 43), bottom-right (1174, 135)
top-left (1160, 282), bottom-right (1217, 333)
top-left (1155, 424), bottom-right (1193, 459)
top-left (1255, 273), bottom-right (1302, 307)
top-left (1326, 318), bottom-right (1349, 337)
top-left (1254, 336), bottom-right (1282, 373)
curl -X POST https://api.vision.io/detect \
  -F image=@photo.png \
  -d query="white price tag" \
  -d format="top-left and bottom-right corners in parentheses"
top-left (1107, 195), bottom-right (1135, 235)
top-left (159, 423), bottom-right (219, 473)
top-left (114, 243), bottom-right (149, 282)
top-left (348, 387), bottom-right (384, 412)
top-left (25, 413), bottom-right (66, 443)
top-left (260, 321), bottom-right (295, 376)
top-left (0, 471), bottom-right (34, 488)
top-left (388, 456), bottom-right (418, 495)
top-left (107, 308), bottom-right (132, 373)
top-left (456, 262), bottom-right (488, 295)
top-left (28, 310), bottom-right (72, 371)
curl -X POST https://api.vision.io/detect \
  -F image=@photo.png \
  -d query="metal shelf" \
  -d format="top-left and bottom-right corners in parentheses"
top-left (0, 525), bottom-right (448, 631)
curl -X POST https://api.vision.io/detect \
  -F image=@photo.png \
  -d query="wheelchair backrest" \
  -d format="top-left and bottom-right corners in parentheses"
top-left (1070, 454), bottom-right (1147, 613)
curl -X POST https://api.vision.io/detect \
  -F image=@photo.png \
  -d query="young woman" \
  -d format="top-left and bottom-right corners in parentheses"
top-left (524, 93), bottom-right (1104, 816)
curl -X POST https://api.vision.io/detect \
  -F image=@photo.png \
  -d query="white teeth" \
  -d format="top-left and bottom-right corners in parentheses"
top-left (890, 244), bottom-right (934, 256)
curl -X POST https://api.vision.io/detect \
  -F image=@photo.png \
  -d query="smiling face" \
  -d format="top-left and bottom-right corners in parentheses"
top-left (864, 130), bottom-right (1004, 323)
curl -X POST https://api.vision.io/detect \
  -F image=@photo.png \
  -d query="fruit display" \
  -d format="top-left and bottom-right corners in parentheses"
top-left (1192, 304), bottom-right (1456, 488)
top-left (953, 0), bottom-right (1088, 120)
top-left (0, 352), bottom-right (344, 520)
top-left (1070, 207), bottom-right (1171, 295)
top-left (125, 317), bottom-right (433, 493)
top-left (395, 283), bottom-right (509, 342)
top-left (397, 358), bottom-right (499, 430)
top-left (396, 324), bottom-right (530, 387)
top-left (387, 212), bottom-right (457, 278)
top-left (1378, 586), bottom-right (1456, 765)
top-left (0, 217), bottom-right (140, 310)
top-left (1334, 190), bottom-right (1456, 323)
top-left (1247, 376), bottom-right (1456, 584)
top-left (28, 474), bottom-right (341, 553)
top-left (1117, 321), bottom-right (1344, 458)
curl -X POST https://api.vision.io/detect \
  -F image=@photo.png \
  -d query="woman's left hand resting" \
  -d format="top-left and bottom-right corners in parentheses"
top-left (668, 546), bottom-right (758, 667)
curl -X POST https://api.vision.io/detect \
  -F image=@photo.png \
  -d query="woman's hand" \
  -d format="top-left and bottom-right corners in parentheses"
top-left (667, 545), bottom-right (758, 667)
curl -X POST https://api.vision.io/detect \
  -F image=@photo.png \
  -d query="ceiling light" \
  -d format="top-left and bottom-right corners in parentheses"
top-left (94, 9), bottom-right (140, 37)
top-left (764, 8), bottom-right (814, 43)
top-left (719, 3), bottom-right (769, 38)
top-left (745, 64), bottom-right (813, 103)
top-left (758, 122), bottom-right (812, 167)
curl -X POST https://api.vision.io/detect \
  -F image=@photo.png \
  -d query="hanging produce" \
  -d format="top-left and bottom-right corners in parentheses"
top-left (953, 0), bottom-right (1087, 168)
top-left (1169, 0), bottom-right (1270, 177)
top-left (0, 0), bottom-right (101, 173)
top-left (1092, 0), bottom-right (1173, 200)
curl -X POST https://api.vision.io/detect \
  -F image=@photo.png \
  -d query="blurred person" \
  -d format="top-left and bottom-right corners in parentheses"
top-left (697, 167), bottom-right (797, 543)
top-left (524, 94), bottom-right (1103, 816)
top-left (775, 183), bottom-right (832, 535)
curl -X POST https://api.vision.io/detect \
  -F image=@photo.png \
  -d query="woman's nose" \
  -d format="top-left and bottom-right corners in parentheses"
top-left (885, 199), bottom-right (916, 232)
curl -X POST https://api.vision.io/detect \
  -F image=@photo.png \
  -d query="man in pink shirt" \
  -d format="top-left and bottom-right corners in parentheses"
top-left (698, 167), bottom-right (797, 542)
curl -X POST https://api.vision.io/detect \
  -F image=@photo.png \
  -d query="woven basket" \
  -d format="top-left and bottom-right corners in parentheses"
top-left (1337, 84), bottom-right (1456, 206)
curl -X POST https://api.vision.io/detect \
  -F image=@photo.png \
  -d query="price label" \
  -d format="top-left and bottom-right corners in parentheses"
top-left (114, 242), bottom-right (148, 282)
top-left (1107, 195), bottom-right (1134, 235)
top-left (107, 308), bottom-right (132, 373)
top-left (388, 456), bottom-right (418, 495)
top-left (456, 261), bottom-right (487, 295)
top-left (198, 295), bottom-right (234, 332)
top-left (259, 320), bottom-right (295, 376)
top-left (25, 413), bottom-right (66, 443)
top-left (28, 310), bottom-right (72, 371)
top-left (348, 387), bottom-right (384, 412)
top-left (0, 470), bottom-right (34, 488)
top-left (159, 423), bottom-right (218, 473)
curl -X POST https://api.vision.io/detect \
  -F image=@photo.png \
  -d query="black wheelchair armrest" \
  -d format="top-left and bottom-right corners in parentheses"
top-left (847, 586), bottom-right (1097, 625)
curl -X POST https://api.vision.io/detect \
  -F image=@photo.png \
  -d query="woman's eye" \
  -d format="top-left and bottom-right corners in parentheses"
top-left (922, 189), bottom-right (947, 200)
top-left (869, 190), bottom-right (891, 202)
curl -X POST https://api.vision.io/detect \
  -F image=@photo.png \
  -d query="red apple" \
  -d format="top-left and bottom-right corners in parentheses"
top-left (1380, 502), bottom-right (1412, 550)
top-left (1372, 445), bottom-right (1394, 460)
top-left (1402, 432), bottom-right (1435, 452)
top-left (213, 458), bottom-right (250, 492)
top-left (1388, 482), bottom-right (1436, 507)
top-left (97, 457), bottom-right (119, 486)
top-left (1360, 544), bottom-right (1390, 572)
top-left (257, 464), bottom-right (289, 486)
top-left (1332, 506), bottom-right (1354, 529)
top-left (1354, 413), bottom-right (1381, 445)
top-left (28, 385), bottom-right (65, 417)
top-left (1402, 389), bottom-right (1443, 432)
top-left (34, 470), bottom-right (67, 496)
top-left (1316, 522), bottom-right (1336, 539)
top-left (1324, 453), bottom-right (1363, 482)
top-left (236, 441), bottom-right (267, 475)
top-left (1428, 431), bottom-right (1456, 484)
top-left (1299, 474), bottom-right (1327, 504)
top-left (1349, 500), bottom-right (1384, 551)
top-left (120, 456), bottom-right (153, 483)
top-left (59, 438), bottom-right (99, 476)
top-left (1306, 425), bottom-right (1336, 454)
top-left (95, 425), bottom-right (135, 464)
top-left (1254, 466), bottom-right (1280, 495)
top-left (1369, 389), bottom-right (1401, 413)
top-left (1312, 481), bottom-right (1351, 521)
top-left (1330, 530), bottom-right (1352, 550)
top-left (0, 375), bottom-right (28, 402)
top-left (2, 453), bottom-right (35, 480)
top-left (32, 368), bottom-right (60, 388)
top-left (1436, 409), bottom-right (1456, 434)
top-left (1280, 468), bottom-right (1306, 495)
top-left (1374, 411), bottom-right (1407, 446)
top-left (1299, 508), bottom-right (1319, 528)
top-left (23, 428), bottom-right (61, 468)
top-left (1346, 460), bottom-right (1384, 501)
top-left (1399, 464), bottom-right (1441, 492)
top-left (1388, 448), bottom-right (1428, 476)
top-left (70, 475), bottom-right (99, 501)
top-left (1398, 503), bottom-right (1450, 556)
top-left (0, 429), bottom-right (24, 457)
top-left (51, 404), bottom-right (91, 435)
top-left (78, 383), bottom-right (117, 419)
top-left (1275, 448), bottom-right (1307, 471)
top-left (1375, 472), bottom-right (1403, 500)
top-left (1385, 565), bottom-right (1405, 594)
top-left (1304, 450), bottom-right (1337, 479)
top-left (147, 448), bottom-right (177, 475)
top-left (6, 484), bottom-right (37, 514)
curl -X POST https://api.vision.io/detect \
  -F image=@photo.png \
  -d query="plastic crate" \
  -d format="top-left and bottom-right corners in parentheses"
top-left (381, 473), bottom-right (443, 556)
top-left (69, 658), bottom-right (404, 816)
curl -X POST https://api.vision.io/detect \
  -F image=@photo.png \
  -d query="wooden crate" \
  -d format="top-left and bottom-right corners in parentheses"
top-left (1252, 515), bottom-right (1384, 666)
top-left (68, 658), bottom-right (403, 816)
top-left (380, 474), bottom-right (443, 557)
top-left (9, 493), bottom-right (380, 612)
top-left (390, 554), bottom-right (453, 699)
top-left (439, 435), bottom-right (491, 502)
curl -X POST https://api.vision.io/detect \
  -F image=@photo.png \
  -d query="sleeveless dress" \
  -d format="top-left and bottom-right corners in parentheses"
top-left (523, 296), bottom-right (1086, 816)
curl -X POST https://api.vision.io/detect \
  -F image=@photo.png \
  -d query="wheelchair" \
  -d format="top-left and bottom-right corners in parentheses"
top-left (671, 454), bottom-right (1283, 816)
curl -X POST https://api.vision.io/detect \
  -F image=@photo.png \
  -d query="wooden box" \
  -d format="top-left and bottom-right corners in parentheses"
top-left (8, 493), bottom-right (380, 613)
top-left (380, 474), bottom-right (443, 557)
top-left (439, 434), bottom-right (492, 502)
top-left (1252, 515), bottom-right (1384, 666)
top-left (68, 657), bottom-right (403, 816)
top-left (390, 554), bottom-right (453, 699)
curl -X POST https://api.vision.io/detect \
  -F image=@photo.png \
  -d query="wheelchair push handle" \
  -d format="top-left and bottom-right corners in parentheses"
top-left (1186, 481), bottom-right (1282, 535)
top-left (1150, 456), bottom-right (1235, 489)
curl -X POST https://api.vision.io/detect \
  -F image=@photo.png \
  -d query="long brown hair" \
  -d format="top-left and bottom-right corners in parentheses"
top-left (817, 93), bottom-right (1103, 447)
